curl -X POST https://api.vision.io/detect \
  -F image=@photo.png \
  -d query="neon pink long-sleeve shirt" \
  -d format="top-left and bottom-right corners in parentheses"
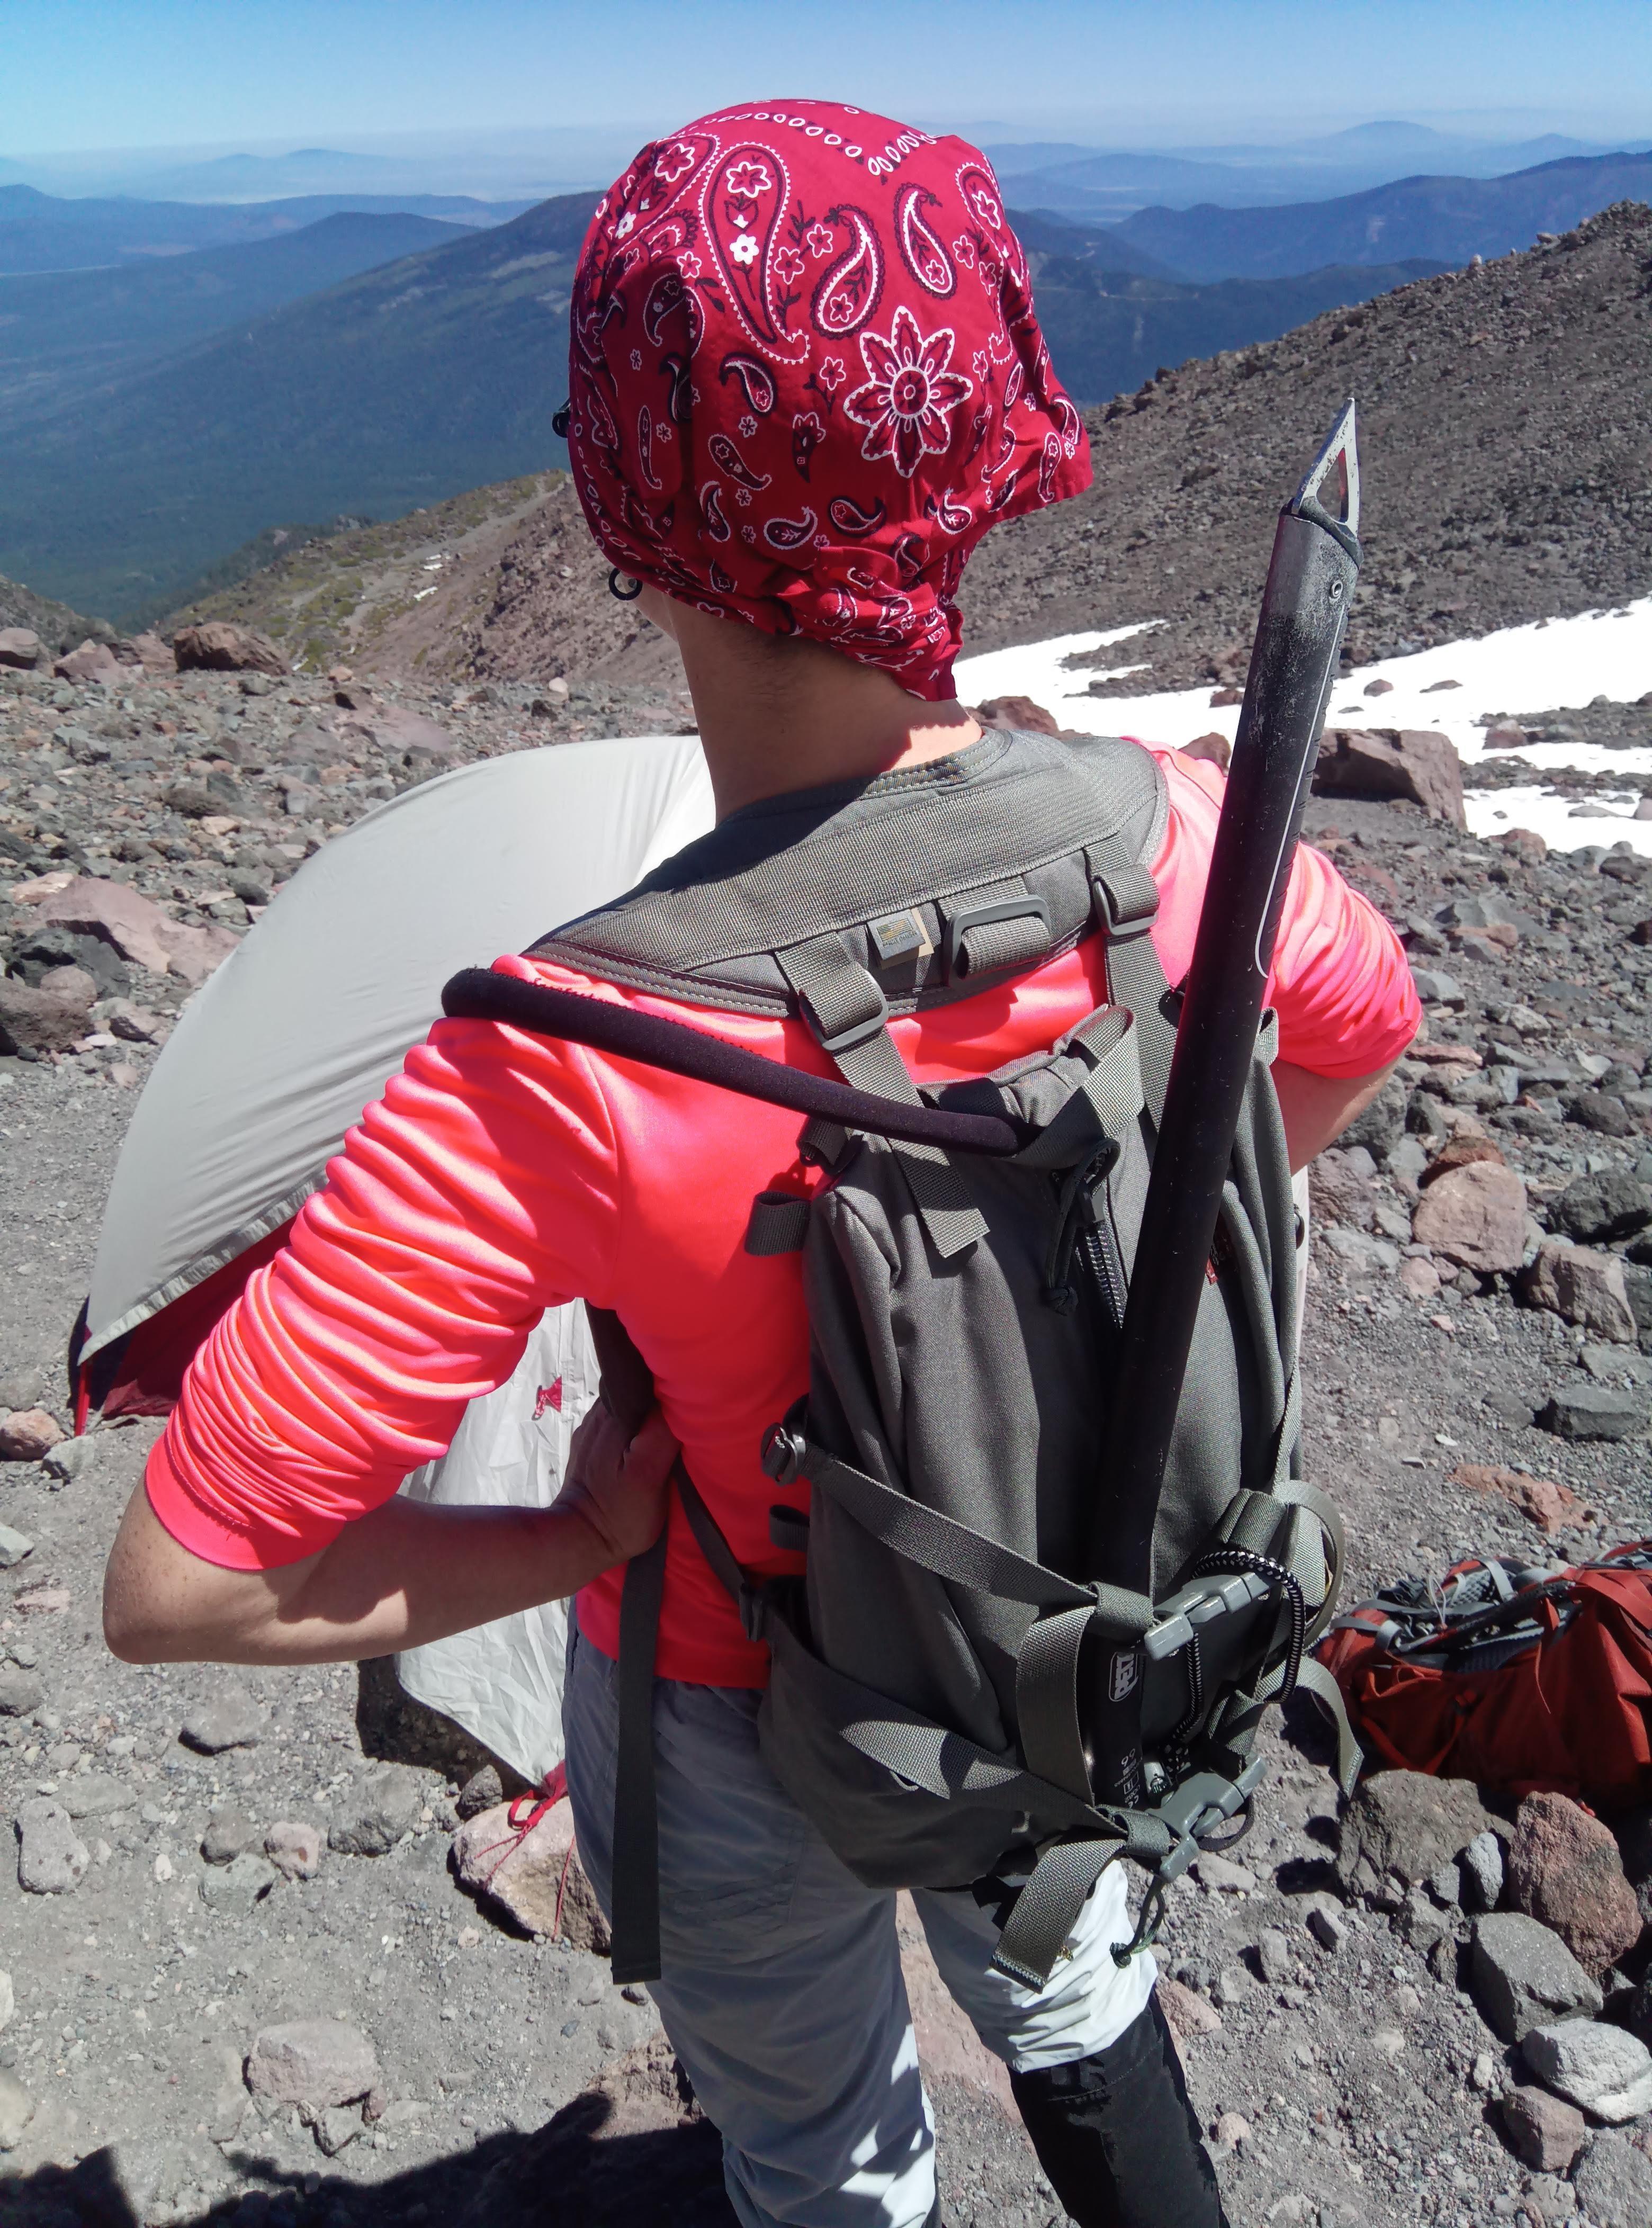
top-left (146, 751), bottom-right (1418, 1686)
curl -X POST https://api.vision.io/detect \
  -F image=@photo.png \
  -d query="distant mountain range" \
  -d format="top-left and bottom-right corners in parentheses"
top-left (0, 183), bottom-right (529, 275)
top-left (0, 213), bottom-right (471, 416)
top-left (0, 194), bottom-right (593, 620)
top-left (3, 133), bottom-right (1648, 627)
top-left (987, 123), bottom-right (1648, 217)
top-left (1102, 149), bottom-right (1652, 280)
top-left (1022, 228), bottom-right (1443, 400)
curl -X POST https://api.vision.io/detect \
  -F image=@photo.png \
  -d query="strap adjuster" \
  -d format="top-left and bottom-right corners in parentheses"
top-left (795, 976), bottom-right (890, 1056)
top-left (944, 895), bottom-right (1051, 981)
top-left (1092, 861), bottom-right (1160, 940)
top-left (761, 1417), bottom-right (809, 1486)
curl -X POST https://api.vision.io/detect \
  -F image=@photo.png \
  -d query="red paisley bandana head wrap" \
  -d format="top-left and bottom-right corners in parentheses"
top-left (565, 100), bottom-right (1090, 700)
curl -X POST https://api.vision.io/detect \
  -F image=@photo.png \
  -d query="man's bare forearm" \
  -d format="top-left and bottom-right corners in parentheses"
top-left (103, 1402), bottom-right (678, 1668)
top-left (104, 1486), bottom-right (619, 1666)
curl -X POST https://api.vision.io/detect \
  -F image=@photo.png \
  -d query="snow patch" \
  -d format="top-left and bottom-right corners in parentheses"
top-left (954, 598), bottom-right (1652, 858)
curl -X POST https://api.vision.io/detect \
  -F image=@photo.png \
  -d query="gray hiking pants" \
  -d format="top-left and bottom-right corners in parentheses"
top-left (563, 1620), bottom-right (1156, 2228)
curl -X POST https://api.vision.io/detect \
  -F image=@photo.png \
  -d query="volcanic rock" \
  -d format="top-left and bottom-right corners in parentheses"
top-left (1313, 728), bottom-right (1466, 828)
top-left (1409, 1161), bottom-right (1527, 1271)
top-left (53, 637), bottom-right (122, 684)
top-left (1180, 731), bottom-right (1232, 770)
top-left (1470, 1912), bottom-right (1605, 2043)
top-left (36, 876), bottom-right (174, 974)
top-left (1540, 1383), bottom-right (1647, 1441)
top-left (15, 1798), bottom-right (89, 1893)
top-left (245, 2019), bottom-right (378, 2109)
top-left (1506, 1792), bottom-right (1644, 1973)
top-left (1500, 2082), bottom-right (1587, 2172)
top-left (1449, 1462), bottom-right (1587, 1534)
top-left (1524, 1242), bottom-right (1638, 1343)
top-left (264, 1821), bottom-right (324, 1880)
top-left (172, 622), bottom-right (287, 676)
top-left (1572, 2132), bottom-right (1652, 2228)
top-left (973, 695), bottom-right (1060, 736)
top-left (1552, 1171), bottom-right (1652, 1243)
top-left (1338, 1770), bottom-right (1500, 1894)
top-left (1460, 1830), bottom-right (1504, 1914)
top-left (327, 1763), bottom-right (420, 1856)
top-left (179, 1687), bottom-right (262, 1753)
top-left (201, 1807), bottom-right (257, 1864)
top-left (0, 966), bottom-right (96, 1054)
top-left (0, 1408), bottom-right (66, 1460)
top-left (451, 1798), bottom-right (610, 1952)
top-left (1521, 2020), bottom-right (1652, 2122)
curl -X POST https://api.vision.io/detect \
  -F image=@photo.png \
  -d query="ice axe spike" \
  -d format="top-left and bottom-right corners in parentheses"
top-left (1084, 401), bottom-right (1362, 1813)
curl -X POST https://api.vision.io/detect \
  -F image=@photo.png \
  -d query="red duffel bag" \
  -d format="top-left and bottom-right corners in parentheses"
top-left (1316, 1543), bottom-right (1652, 1807)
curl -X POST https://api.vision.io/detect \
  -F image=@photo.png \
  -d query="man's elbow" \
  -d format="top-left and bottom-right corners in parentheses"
top-left (102, 1569), bottom-right (183, 1663)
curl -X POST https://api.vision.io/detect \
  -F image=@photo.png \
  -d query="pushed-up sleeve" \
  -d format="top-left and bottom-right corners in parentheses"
top-left (146, 972), bottom-right (621, 1570)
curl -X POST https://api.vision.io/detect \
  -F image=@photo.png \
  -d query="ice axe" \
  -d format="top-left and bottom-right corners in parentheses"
top-left (1085, 400), bottom-right (1362, 1811)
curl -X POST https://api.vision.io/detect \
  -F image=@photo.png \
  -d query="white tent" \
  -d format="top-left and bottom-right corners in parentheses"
top-left (82, 733), bottom-right (715, 1784)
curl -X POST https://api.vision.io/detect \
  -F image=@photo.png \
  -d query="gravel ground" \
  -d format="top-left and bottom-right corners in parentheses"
top-left (2, 668), bottom-right (1651, 2224)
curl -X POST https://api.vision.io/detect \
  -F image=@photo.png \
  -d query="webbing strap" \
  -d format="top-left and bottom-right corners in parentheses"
top-left (991, 1838), bottom-right (1128, 1990)
top-left (1292, 1656), bottom-right (1363, 1794)
top-left (834, 1712), bottom-right (1094, 1822)
top-left (1090, 869), bottom-right (1176, 1126)
top-left (745, 1190), bottom-right (811, 1256)
top-left (779, 938), bottom-right (987, 1260)
top-left (1276, 1475), bottom-right (1345, 1646)
top-left (609, 1530), bottom-right (668, 1983)
top-left (803, 1441), bottom-right (1153, 1630)
top-left (1014, 1607), bottom-right (1096, 1801)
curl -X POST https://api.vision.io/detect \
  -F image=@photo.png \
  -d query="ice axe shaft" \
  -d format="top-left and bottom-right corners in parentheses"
top-left (1086, 402), bottom-right (1362, 1810)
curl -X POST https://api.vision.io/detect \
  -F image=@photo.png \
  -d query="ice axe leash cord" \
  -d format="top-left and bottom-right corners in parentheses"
top-left (1084, 401), bottom-right (1362, 1812)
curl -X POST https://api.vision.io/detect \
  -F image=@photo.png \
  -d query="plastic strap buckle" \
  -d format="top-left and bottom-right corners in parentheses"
top-left (761, 1416), bottom-right (809, 1487)
top-left (943, 896), bottom-right (1051, 982)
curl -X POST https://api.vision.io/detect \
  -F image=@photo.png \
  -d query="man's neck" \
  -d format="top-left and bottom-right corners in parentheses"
top-left (659, 595), bottom-right (982, 820)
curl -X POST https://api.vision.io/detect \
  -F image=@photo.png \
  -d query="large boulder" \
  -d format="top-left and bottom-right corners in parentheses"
top-left (1469, 1912), bottom-right (1604, 2043)
top-left (37, 875), bottom-right (172, 974)
top-left (1520, 2020), bottom-right (1652, 2123)
top-left (0, 967), bottom-right (96, 1054)
top-left (1338, 1769), bottom-right (1501, 1896)
top-left (1524, 1242), bottom-right (1638, 1344)
top-left (0, 627), bottom-right (41, 670)
top-left (1551, 1173), bottom-right (1652, 1245)
top-left (1573, 2132), bottom-right (1652, 2228)
top-left (1313, 726), bottom-right (1467, 828)
top-left (1505, 1792), bottom-right (1644, 1974)
top-left (172, 621), bottom-right (287, 676)
top-left (1409, 1161), bottom-right (1528, 1272)
top-left (53, 637), bottom-right (122, 683)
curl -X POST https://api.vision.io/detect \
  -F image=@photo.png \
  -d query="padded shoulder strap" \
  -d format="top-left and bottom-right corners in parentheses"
top-left (527, 730), bottom-right (1167, 1022)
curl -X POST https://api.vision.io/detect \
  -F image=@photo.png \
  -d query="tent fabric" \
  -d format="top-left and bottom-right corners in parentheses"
top-left (85, 733), bottom-right (714, 1361)
top-left (84, 733), bottom-right (715, 1783)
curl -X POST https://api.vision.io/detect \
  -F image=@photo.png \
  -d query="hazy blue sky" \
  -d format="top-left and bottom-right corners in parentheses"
top-left (6, 1), bottom-right (1649, 156)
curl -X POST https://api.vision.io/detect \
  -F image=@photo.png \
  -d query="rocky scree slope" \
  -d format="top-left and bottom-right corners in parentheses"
top-left (287, 201), bottom-right (1652, 703)
top-left (0, 644), bottom-right (1650, 2221)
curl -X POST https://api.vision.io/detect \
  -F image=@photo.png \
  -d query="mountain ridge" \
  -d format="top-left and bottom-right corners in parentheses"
top-left (167, 203), bottom-right (1650, 705)
top-left (1109, 148), bottom-right (1652, 278)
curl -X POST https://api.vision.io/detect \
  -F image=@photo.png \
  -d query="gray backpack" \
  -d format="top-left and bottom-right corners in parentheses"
top-left (444, 727), bottom-right (1354, 1987)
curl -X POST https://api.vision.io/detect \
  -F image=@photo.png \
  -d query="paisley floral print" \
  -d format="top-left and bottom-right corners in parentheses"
top-left (565, 99), bottom-right (1088, 699)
